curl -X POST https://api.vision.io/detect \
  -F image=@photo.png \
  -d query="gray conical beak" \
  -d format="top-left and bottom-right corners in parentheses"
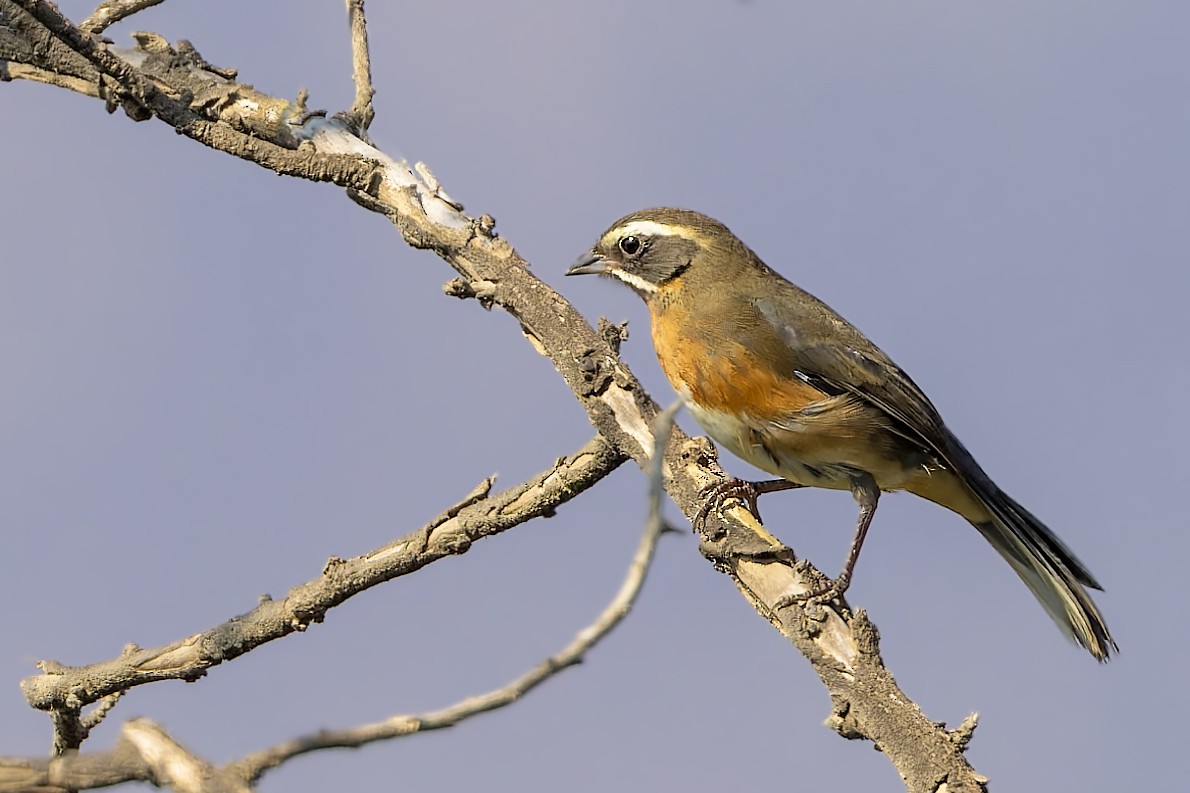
top-left (566, 251), bottom-right (610, 276)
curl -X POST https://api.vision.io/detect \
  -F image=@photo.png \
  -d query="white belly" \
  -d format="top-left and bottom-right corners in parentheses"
top-left (681, 394), bottom-right (856, 491)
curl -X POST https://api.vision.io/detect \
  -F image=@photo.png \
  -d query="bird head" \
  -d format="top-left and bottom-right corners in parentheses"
top-left (566, 207), bottom-right (755, 299)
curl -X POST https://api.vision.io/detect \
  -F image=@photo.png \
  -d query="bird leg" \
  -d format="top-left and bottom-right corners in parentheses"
top-left (693, 478), bottom-right (804, 531)
top-left (779, 473), bottom-right (880, 606)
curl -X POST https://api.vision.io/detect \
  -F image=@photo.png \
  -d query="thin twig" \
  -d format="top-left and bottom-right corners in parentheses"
top-left (343, 0), bottom-right (375, 132)
top-left (229, 407), bottom-right (681, 785)
top-left (80, 690), bottom-right (127, 734)
top-left (646, 402), bottom-right (682, 535)
top-left (81, 0), bottom-right (165, 34)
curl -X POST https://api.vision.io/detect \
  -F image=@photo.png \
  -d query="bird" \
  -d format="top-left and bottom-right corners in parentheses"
top-left (566, 207), bottom-right (1116, 661)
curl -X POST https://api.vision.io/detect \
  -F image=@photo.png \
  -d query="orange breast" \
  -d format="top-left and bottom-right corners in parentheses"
top-left (648, 286), bottom-right (928, 490)
top-left (649, 284), bottom-right (819, 419)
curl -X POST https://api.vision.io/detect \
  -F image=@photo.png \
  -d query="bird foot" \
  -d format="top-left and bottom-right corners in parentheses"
top-left (775, 575), bottom-right (851, 609)
top-left (693, 479), bottom-right (762, 531)
top-left (692, 478), bottom-right (804, 532)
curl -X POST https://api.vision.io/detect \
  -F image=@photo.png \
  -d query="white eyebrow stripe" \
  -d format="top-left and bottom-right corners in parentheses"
top-left (614, 220), bottom-right (680, 238)
top-left (608, 268), bottom-right (659, 293)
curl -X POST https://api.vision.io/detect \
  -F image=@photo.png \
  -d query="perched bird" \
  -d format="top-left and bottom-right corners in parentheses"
top-left (567, 207), bottom-right (1116, 661)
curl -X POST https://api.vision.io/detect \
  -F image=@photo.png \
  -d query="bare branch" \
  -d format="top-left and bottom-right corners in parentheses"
top-left (122, 720), bottom-right (249, 793)
top-left (21, 437), bottom-right (624, 714)
top-left (342, 0), bottom-right (374, 132)
top-left (0, 719), bottom-right (246, 793)
top-left (229, 406), bottom-right (680, 785)
top-left (0, 736), bottom-right (151, 792)
top-left (1, 7), bottom-right (991, 790)
top-left (0, 61), bottom-right (98, 92)
top-left (80, 0), bottom-right (164, 34)
top-left (0, 1), bottom-right (102, 84)
top-left (13, 0), bottom-right (189, 122)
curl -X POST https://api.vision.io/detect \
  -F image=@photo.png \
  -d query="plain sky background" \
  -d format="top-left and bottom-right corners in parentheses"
top-left (2, 1), bottom-right (1186, 790)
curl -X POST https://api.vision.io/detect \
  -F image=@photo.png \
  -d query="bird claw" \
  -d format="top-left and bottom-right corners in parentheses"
top-left (775, 574), bottom-right (851, 610)
top-left (693, 478), bottom-right (765, 532)
top-left (776, 585), bottom-right (838, 610)
top-left (692, 477), bottom-right (808, 533)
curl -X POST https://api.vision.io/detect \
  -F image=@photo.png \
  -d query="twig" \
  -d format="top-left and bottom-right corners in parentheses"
top-left (646, 402), bottom-right (682, 535)
top-left (343, 0), bottom-right (374, 133)
top-left (81, 0), bottom-right (165, 34)
top-left (228, 406), bottom-right (681, 785)
top-left (80, 691), bottom-right (127, 734)
top-left (21, 438), bottom-right (624, 714)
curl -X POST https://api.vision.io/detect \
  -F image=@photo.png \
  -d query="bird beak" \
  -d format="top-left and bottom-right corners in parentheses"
top-left (566, 250), bottom-right (610, 277)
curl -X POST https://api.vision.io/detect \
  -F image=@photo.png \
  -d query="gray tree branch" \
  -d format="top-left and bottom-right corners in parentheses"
top-left (0, 2), bottom-right (986, 791)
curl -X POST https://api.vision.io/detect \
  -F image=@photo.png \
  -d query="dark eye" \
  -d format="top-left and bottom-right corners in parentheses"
top-left (618, 236), bottom-right (641, 256)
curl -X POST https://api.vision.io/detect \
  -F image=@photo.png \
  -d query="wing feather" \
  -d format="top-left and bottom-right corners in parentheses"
top-left (754, 294), bottom-right (952, 464)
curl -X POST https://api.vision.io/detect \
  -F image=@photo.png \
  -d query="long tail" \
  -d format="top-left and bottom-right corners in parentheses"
top-left (943, 442), bottom-right (1118, 661)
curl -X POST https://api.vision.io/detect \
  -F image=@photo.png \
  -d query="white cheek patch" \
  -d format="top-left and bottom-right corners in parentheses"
top-left (608, 268), bottom-right (658, 294)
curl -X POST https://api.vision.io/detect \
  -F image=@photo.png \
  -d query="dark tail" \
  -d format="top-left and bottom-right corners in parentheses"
top-left (968, 480), bottom-right (1117, 661)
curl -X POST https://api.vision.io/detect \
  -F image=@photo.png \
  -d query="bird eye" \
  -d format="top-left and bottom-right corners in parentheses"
top-left (619, 236), bottom-right (641, 256)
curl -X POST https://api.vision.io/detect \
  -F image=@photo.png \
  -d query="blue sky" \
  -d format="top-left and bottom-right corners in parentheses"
top-left (2, 1), bottom-right (1185, 790)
